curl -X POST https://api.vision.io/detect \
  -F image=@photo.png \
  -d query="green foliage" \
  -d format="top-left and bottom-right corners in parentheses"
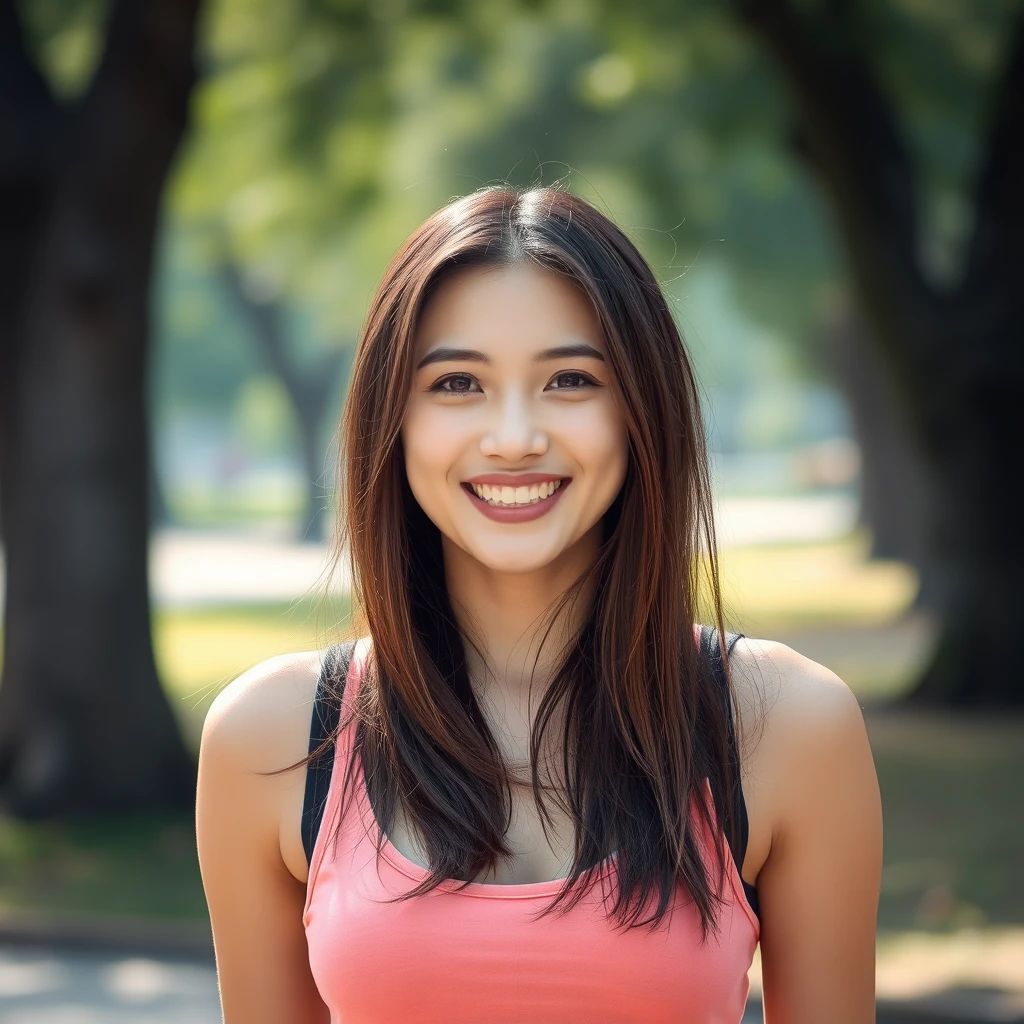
top-left (233, 375), bottom-right (299, 454)
top-left (22, 0), bottom-right (1021, 404)
top-left (18, 0), bottom-right (110, 96)
top-left (171, 0), bottom-right (843, 355)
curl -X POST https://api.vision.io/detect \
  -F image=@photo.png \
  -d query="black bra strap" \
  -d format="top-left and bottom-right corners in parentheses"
top-left (700, 625), bottom-right (760, 921)
top-left (301, 640), bottom-right (357, 867)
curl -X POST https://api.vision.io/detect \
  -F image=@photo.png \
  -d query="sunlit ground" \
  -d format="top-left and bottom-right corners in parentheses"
top-left (0, 529), bottom-right (1022, 1002)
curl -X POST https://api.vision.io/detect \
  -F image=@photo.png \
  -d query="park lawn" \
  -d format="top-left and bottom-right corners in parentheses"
top-left (869, 709), bottom-right (1024, 931)
top-left (0, 534), bottom-right (1021, 930)
top-left (0, 814), bottom-right (208, 923)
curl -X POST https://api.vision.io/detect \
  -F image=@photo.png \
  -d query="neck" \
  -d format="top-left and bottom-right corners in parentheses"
top-left (441, 527), bottom-right (601, 707)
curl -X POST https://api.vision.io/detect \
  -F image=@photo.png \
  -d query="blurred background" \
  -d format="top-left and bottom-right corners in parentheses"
top-left (0, 0), bottom-right (1021, 1020)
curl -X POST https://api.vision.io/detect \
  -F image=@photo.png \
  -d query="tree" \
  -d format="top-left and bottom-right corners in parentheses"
top-left (0, 0), bottom-right (201, 816)
top-left (734, 0), bottom-right (1024, 707)
top-left (817, 294), bottom-right (931, 600)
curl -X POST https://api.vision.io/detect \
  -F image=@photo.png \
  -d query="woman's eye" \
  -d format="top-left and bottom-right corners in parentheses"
top-left (548, 372), bottom-right (597, 391)
top-left (431, 374), bottom-right (480, 395)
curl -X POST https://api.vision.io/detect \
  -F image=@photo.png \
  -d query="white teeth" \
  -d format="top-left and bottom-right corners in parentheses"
top-left (469, 479), bottom-right (563, 507)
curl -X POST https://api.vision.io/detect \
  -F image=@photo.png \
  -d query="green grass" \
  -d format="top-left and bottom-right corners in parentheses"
top-left (0, 815), bottom-right (208, 921)
top-left (869, 710), bottom-right (1024, 932)
top-left (0, 536), bottom-right (1021, 933)
top-left (718, 530), bottom-right (919, 631)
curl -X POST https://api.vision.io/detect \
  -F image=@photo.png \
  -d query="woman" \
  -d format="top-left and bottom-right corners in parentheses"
top-left (196, 187), bottom-right (882, 1023)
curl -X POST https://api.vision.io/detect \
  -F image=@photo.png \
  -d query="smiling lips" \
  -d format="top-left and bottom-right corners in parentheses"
top-left (469, 479), bottom-right (563, 507)
top-left (460, 475), bottom-right (570, 522)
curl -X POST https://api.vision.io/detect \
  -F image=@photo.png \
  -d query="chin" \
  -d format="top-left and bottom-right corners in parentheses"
top-left (462, 540), bottom-right (564, 576)
top-left (473, 552), bottom-right (557, 575)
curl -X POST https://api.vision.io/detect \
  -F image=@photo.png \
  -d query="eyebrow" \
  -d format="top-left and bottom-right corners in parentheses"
top-left (416, 342), bottom-right (605, 370)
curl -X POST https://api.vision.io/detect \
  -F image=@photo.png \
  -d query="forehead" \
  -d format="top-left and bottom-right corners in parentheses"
top-left (413, 263), bottom-right (605, 358)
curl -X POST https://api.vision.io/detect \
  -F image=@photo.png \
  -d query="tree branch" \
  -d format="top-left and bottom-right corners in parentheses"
top-left (67, 0), bottom-right (201, 249)
top-left (220, 262), bottom-right (303, 401)
top-left (735, 0), bottom-right (934, 349)
top-left (220, 260), bottom-right (347, 426)
top-left (964, 13), bottom-right (1024, 291)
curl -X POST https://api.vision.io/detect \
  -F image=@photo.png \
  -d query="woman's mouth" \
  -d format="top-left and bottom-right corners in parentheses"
top-left (460, 478), bottom-right (570, 522)
top-left (468, 479), bottom-right (563, 507)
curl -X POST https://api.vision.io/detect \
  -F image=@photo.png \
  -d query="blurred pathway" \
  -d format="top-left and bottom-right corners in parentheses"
top-left (0, 944), bottom-right (220, 1023)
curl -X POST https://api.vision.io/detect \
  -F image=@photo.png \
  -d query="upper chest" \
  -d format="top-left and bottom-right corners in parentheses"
top-left (389, 694), bottom-right (582, 885)
top-left (283, 646), bottom-right (778, 891)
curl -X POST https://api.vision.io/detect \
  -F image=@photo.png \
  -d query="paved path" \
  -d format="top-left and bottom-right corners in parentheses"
top-left (0, 944), bottom-right (220, 1023)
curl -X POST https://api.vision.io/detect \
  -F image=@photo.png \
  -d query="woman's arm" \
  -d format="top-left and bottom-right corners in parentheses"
top-left (196, 652), bottom-right (329, 1024)
top-left (750, 641), bottom-right (883, 1023)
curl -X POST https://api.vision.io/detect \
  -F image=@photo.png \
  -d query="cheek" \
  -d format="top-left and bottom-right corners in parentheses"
top-left (565, 401), bottom-right (629, 485)
top-left (401, 405), bottom-right (462, 502)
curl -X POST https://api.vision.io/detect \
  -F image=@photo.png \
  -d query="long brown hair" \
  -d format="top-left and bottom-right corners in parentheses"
top-left (305, 186), bottom-right (741, 939)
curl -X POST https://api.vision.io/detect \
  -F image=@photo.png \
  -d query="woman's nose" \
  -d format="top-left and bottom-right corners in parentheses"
top-left (478, 391), bottom-right (548, 460)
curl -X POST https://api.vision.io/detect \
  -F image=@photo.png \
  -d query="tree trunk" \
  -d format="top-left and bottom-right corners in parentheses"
top-left (817, 294), bottom-right (936, 607)
top-left (737, 1), bottom-right (1024, 708)
top-left (219, 261), bottom-right (348, 544)
top-left (0, 0), bottom-right (201, 816)
top-left (903, 313), bottom-right (1024, 707)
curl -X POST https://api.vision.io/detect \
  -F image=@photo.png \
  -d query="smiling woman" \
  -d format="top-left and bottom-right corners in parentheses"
top-left (196, 186), bottom-right (882, 1024)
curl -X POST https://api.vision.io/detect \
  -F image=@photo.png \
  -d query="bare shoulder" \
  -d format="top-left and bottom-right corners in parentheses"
top-left (725, 635), bottom-right (866, 764)
top-left (201, 650), bottom-right (325, 774)
top-left (726, 632), bottom-right (878, 833)
top-left (720, 635), bottom-right (877, 887)
top-left (199, 649), bottom-right (332, 888)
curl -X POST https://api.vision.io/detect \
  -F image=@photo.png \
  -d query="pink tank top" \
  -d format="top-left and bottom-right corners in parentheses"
top-left (303, 631), bottom-right (760, 1023)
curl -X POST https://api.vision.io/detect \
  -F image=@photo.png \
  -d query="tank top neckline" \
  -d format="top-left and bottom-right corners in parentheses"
top-left (359, 763), bottom-right (620, 899)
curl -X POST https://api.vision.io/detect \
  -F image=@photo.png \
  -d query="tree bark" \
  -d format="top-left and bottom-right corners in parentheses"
top-left (220, 261), bottom-right (348, 544)
top-left (0, 0), bottom-right (201, 816)
top-left (736, 1), bottom-right (1024, 707)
